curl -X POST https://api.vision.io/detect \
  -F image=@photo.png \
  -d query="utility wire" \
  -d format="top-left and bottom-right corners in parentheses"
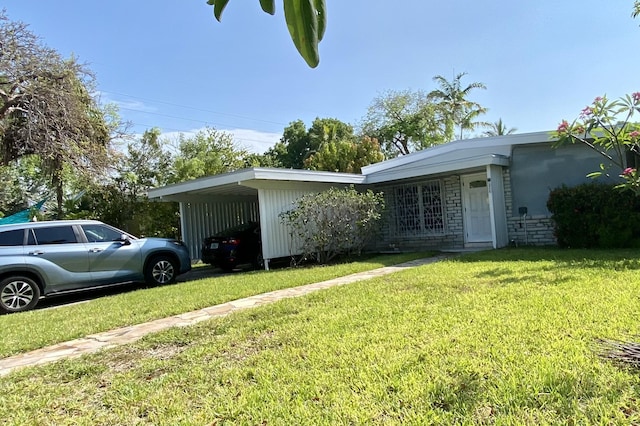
top-left (100, 89), bottom-right (287, 126)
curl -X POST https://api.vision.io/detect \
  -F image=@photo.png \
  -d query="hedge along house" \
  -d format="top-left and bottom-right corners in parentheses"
top-left (147, 131), bottom-right (612, 268)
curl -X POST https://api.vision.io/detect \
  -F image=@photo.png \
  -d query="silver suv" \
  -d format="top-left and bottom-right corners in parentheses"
top-left (0, 220), bottom-right (191, 313)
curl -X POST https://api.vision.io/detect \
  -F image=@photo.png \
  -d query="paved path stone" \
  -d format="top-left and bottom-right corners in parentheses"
top-left (0, 254), bottom-right (452, 377)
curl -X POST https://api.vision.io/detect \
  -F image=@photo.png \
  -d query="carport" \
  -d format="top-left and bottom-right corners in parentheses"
top-left (147, 168), bottom-right (366, 269)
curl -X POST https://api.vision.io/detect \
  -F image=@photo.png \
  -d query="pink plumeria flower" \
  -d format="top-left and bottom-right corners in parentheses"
top-left (622, 167), bottom-right (636, 176)
top-left (630, 130), bottom-right (640, 139)
top-left (580, 106), bottom-right (592, 117)
top-left (557, 120), bottom-right (569, 134)
top-left (633, 92), bottom-right (640, 103)
top-left (594, 96), bottom-right (604, 103)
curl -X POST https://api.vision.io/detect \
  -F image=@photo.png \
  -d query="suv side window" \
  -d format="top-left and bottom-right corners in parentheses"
top-left (32, 226), bottom-right (79, 245)
top-left (81, 224), bottom-right (123, 243)
top-left (0, 229), bottom-right (25, 246)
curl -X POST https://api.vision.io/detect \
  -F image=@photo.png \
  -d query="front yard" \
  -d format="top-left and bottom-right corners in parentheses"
top-left (2, 248), bottom-right (640, 424)
top-left (0, 252), bottom-right (432, 358)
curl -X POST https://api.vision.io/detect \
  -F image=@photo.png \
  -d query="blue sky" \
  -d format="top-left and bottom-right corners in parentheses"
top-left (4, 1), bottom-right (639, 154)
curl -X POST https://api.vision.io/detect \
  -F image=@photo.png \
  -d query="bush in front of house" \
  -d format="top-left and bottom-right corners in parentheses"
top-left (547, 183), bottom-right (640, 248)
top-left (280, 186), bottom-right (385, 264)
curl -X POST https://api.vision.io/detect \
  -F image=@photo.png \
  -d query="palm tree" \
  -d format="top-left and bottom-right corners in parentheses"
top-left (428, 72), bottom-right (488, 141)
top-left (483, 119), bottom-right (517, 137)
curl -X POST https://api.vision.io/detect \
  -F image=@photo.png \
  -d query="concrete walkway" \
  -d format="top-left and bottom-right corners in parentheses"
top-left (0, 255), bottom-right (452, 377)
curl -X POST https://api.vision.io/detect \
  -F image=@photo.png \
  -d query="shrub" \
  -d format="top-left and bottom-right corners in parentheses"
top-left (547, 183), bottom-right (640, 248)
top-left (280, 186), bottom-right (385, 264)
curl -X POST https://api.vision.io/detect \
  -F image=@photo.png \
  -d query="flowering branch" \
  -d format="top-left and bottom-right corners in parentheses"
top-left (553, 93), bottom-right (640, 195)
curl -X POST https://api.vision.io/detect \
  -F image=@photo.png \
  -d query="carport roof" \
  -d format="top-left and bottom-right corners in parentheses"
top-left (147, 167), bottom-right (366, 200)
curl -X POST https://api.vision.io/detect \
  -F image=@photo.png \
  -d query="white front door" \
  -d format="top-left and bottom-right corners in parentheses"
top-left (462, 174), bottom-right (492, 243)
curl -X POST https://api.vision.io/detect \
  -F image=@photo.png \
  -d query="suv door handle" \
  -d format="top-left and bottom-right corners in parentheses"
top-left (28, 250), bottom-right (44, 256)
top-left (89, 248), bottom-right (103, 253)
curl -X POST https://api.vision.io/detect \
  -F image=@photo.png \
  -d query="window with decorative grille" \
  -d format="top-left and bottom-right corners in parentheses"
top-left (392, 181), bottom-right (444, 235)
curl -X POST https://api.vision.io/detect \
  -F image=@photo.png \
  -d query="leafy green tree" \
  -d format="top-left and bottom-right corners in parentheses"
top-left (0, 12), bottom-right (115, 217)
top-left (118, 128), bottom-right (174, 192)
top-left (68, 129), bottom-right (180, 237)
top-left (304, 136), bottom-right (384, 173)
top-left (428, 72), bottom-right (488, 140)
top-left (207, 0), bottom-right (326, 68)
top-left (308, 117), bottom-right (356, 148)
top-left (362, 90), bottom-right (449, 157)
top-left (266, 118), bottom-right (357, 169)
top-left (0, 158), bottom-right (45, 217)
top-left (171, 127), bottom-right (249, 182)
top-left (265, 120), bottom-right (310, 169)
top-left (483, 119), bottom-right (517, 137)
top-left (242, 152), bottom-right (282, 168)
top-left (280, 186), bottom-right (385, 264)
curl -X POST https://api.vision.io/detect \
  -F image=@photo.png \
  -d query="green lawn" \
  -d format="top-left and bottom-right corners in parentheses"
top-left (2, 248), bottom-right (640, 424)
top-left (0, 252), bottom-right (434, 358)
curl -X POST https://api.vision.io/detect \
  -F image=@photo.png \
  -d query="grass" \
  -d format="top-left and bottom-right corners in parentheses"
top-left (3, 248), bottom-right (640, 424)
top-left (0, 251), bottom-right (434, 358)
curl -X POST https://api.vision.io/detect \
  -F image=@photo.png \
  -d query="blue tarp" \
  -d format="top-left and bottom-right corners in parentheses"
top-left (0, 200), bottom-right (46, 225)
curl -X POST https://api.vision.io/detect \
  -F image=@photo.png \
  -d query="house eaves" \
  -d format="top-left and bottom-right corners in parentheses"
top-left (147, 167), bottom-right (366, 202)
top-left (361, 130), bottom-right (555, 176)
top-left (364, 153), bottom-right (510, 184)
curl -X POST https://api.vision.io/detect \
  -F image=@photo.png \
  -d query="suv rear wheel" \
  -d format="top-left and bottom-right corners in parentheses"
top-left (0, 276), bottom-right (41, 313)
top-left (144, 256), bottom-right (177, 286)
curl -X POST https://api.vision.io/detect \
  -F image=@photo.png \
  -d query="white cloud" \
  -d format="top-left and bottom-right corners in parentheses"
top-left (114, 99), bottom-right (158, 113)
top-left (158, 127), bottom-right (281, 155)
top-left (95, 91), bottom-right (158, 113)
top-left (225, 128), bottom-right (282, 154)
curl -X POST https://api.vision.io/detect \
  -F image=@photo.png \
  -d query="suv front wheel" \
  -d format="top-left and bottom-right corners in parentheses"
top-left (144, 256), bottom-right (177, 286)
top-left (0, 276), bottom-right (41, 313)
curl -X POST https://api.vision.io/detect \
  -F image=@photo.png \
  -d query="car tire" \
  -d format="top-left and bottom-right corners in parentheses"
top-left (252, 251), bottom-right (264, 270)
top-left (0, 276), bottom-right (41, 314)
top-left (145, 256), bottom-right (177, 286)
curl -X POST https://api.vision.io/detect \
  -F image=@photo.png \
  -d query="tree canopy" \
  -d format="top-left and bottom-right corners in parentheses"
top-left (361, 90), bottom-right (449, 157)
top-left (483, 119), bottom-right (517, 137)
top-left (171, 128), bottom-right (249, 182)
top-left (0, 12), bottom-right (114, 216)
top-left (266, 118), bottom-right (355, 169)
top-left (428, 72), bottom-right (488, 140)
top-left (263, 117), bottom-right (383, 172)
top-left (304, 136), bottom-right (384, 173)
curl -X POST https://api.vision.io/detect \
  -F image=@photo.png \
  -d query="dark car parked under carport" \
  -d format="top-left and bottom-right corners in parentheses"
top-left (201, 222), bottom-right (262, 271)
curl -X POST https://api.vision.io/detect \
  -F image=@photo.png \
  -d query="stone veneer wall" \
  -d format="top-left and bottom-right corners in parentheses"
top-left (368, 176), bottom-right (465, 252)
top-left (368, 169), bottom-right (559, 252)
top-left (503, 168), bottom-right (556, 246)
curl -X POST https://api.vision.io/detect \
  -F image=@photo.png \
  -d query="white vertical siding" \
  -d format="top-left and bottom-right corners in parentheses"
top-left (257, 185), bottom-right (338, 261)
top-left (487, 165), bottom-right (509, 248)
top-left (180, 198), bottom-right (259, 261)
top-left (258, 188), bottom-right (306, 261)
